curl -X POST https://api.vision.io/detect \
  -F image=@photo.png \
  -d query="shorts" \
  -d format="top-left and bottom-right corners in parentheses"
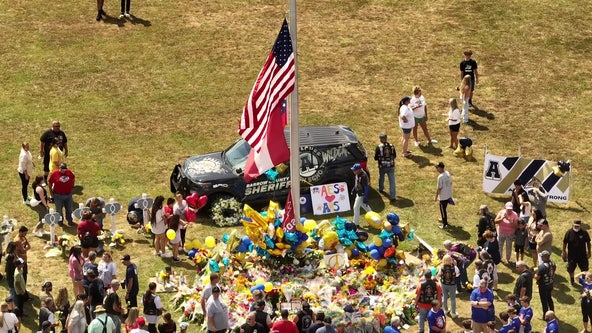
top-left (528, 240), bottom-right (537, 250)
top-left (402, 128), bottom-right (412, 134)
top-left (568, 257), bottom-right (589, 273)
top-left (414, 117), bottom-right (426, 124)
top-left (449, 124), bottom-right (460, 132)
top-left (470, 77), bottom-right (475, 91)
top-left (514, 243), bottom-right (525, 254)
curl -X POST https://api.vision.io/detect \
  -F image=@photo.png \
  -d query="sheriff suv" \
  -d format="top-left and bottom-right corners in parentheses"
top-left (169, 125), bottom-right (369, 211)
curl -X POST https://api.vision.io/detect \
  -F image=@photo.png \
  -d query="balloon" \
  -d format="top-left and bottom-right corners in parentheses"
top-left (386, 212), bottom-right (400, 225)
top-left (430, 267), bottom-right (437, 276)
top-left (192, 239), bottom-right (202, 249)
top-left (384, 247), bottom-right (397, 258)
top-left (303, 219), bottom-right (317, 232)
top-left (185, 193), bottom-right (199, 207)
top-left (185, 209), bottom-right (196, 222)
top-left (250, 283), bottom-right (265, 293)
top-left (377, 259), bottom-right (387, 268)
top-left (370, 249), bottom-right (381, 260)
top-left (264, 282), bottom-right (274, 292)
top-left (187, 249), bottom-right (197, 259)
top-left (255, 277), bottom-right (266, 285)
top-left (322, 231), bottom-right (338, 249)
top-left (365, 212), bottom-right (382, 229)
top-left (372, 235), bottom-right (383, 247)
top-left (184, 242), bottom-right (193, 251)
top-left (166, 229), bottom-right (176, 241)
top-left (383, 238), bottom-right (393, 248)
top-left (356, 231), bottom-right (369, 242)
top-left (367, 243), bottom-right (377, 252)
top-left (222, 234), bottom-right (230, 243)
top-left (197, 195), bottom-right (208, 209)
top-left (351, 248), bottom-right (360, 258)
top-left (241, 236), bottom-right (252, 246)
top-left (205, 236), bottom-right (216, 248)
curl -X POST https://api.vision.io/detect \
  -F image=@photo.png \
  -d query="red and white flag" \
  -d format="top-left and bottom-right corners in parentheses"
top-left (281, 190), bottom-right (297, 233)
top-left (239, 19), bottom-right (295, 182)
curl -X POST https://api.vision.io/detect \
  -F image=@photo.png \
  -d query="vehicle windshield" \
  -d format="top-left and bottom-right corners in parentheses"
top-left (224, 139), bottom-right (251, 171)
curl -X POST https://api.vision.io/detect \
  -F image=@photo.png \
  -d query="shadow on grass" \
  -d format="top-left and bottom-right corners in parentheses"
top-left (102, 14), bottom-right (125, 27)
top-left (471, 105), bottom-right (495, 120)
top-left (466, 119), bottom-right (489, 131)
top-left (407, 154), bottom-right (433, 168)
top-left (21, 292), bottom-right (42, 331)
top-left (440, 224), bottom-right (471, 241)
top-left (418, 144), bottom-right (444, 157)
top-left (391, 196), bottom-right (414, 209)
top-left (130, 14), bottom-right (152, 27)
top-left (72, 185), bottom-right (85, 196)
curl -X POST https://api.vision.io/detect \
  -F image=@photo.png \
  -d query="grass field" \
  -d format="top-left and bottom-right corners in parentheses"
top-left (1, 0), bottom-right (592, 332)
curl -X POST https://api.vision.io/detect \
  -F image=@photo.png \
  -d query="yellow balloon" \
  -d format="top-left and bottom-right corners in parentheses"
top-left (264, 282), bottom-right (274, 292)
top-left (322, 231), bottom-right (338, 248)
top-left (255, 277), bottom-right (266, 285)
top-left (184, 242), bottom-right (193, 251)
top-left (303, 219), bottom-right (317, 232)
top-left (166, 229), bottom-right (176, 241)
top-left (373, 235), bottom-right (383, 247)
top-left (365, 212), bottom-right (382, 229)
top-left (377, 259), bottom-right (387, 268)
top-left (192, 239), bottom-right (202, 249)
top-left (275, 227), bottom-right (284, 240)
top-left (205, 236), bottom-right (216, 248)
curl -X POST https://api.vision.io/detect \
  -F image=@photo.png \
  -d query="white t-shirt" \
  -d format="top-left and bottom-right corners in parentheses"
top-left (448, 108), bottom-right (461, 126)
top-left (399, 104), bottom-right (415, 129)
top-left (0, 312), bottom-right (19, 333)
top-left (151, 209), bottom-right (167, 235)
top-left (437, 171), bottom-right (452, 200)
top-left (410, 95), bottom-right (427, 118)
top-left (98, 260), bottom-right (117, 287)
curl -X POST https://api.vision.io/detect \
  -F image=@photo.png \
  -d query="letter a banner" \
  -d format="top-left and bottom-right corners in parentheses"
top-left (483, 153), bottom-right (570, 203)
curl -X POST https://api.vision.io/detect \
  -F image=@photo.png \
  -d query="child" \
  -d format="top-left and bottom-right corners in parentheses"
top-left (461, 319), bottom-right (473, 333)
top-left (472, 259), bottom-right (484, 289)
top-left (514, 220), bottom-right (528, 262)
top-left (486, 321), bottom-right (496, 333)
top-left (164, 197), bottom-right (175, 227)
top-left (518, 296), bottom-right (533, 333)
top-left (506, 294), bottom-right (521, 313)
top-left (576, 271), bottom-right (592, 333)
top-left (498, 311), bottom-right (512, 333)
top-left (447, 98), bottom-right (461, 149)
top-left (168, 215), bottom-right (187, 262)
top-left (507, 307), bottom-right (521, 332)
top-left (519, 201), bottom-right (531, 224)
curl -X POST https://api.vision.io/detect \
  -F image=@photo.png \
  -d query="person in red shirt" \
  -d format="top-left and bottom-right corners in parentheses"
top-left (48, 163), bottom-right (76, 226)
top-left (77, 211), bottom-right (101, 258)
top-left (414, 271), bottom-right (443, 333)
top-left (272, 310), bottom-right (298, 333)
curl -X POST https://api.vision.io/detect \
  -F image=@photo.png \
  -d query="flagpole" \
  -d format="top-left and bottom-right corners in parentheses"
top-left (288, 0), bottom-right (301, 223)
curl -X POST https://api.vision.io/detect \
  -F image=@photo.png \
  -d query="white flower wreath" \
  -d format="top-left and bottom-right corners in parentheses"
top-left (210, 197), bottom-right (242, 227)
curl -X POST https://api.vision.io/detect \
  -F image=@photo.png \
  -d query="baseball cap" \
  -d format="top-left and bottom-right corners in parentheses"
top-left (136, 317), bottom-right (146, 327)
top-left (351, 163), bottom-right (362, 171)
top-left (505, 202), bottom-right (513, 210)
top-left (435, 162), bottom-right (445, 169)
top-left (574, 219), bottom-right (582, 225)
top-left (379, 133), bottom-right (387, 139)
top-left (120, 254), bottom-right (131, 261)
top-left (540, 250), bottom-right (551, 257)
top-left (59, 163), bottom-right (68, 170)
top-left (212, 286), bottom-right (221, 293)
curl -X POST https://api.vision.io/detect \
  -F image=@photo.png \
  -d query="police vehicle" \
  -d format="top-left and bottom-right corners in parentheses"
top-left (169, 125), bottom-right (369, 212)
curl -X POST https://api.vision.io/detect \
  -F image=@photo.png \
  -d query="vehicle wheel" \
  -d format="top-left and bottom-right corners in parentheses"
top-left (209, 196), bottom-right (243, 227)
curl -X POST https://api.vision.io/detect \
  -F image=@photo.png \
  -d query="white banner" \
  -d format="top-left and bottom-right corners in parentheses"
top-left (483, 153), bottom-right (570, 203)
top-left (310, 182), bottom-right (351, 215)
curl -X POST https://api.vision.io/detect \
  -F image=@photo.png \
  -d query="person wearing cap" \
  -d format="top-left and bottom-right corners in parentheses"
top-left (130, 317), bottom-right (149, 333)
top-left (38, 297), bottom-right (56, 332)
top-left (535, 219), bottom-right (553, 265)
top-left (39, 120), bottom-right (68, 181)
top-left (315, 316), bottom-right (336, 333)
top-left (104, 279), bottom-right (123, 333)
top-left (121, 254), bottom-right (139, 310)
top-left (398, 96), bottom-right (415, 158)
top-left (253, 300), bottom-right (272, 333)
top-left (477, 205), bottom-right (495, 247)
top-left (495, 202), bottom-right (519, 264)
top-left (410, 86), bottom-right (437, 148)
top-left (513, 261), bottom-right (533, 300)
top-left (374, 133), bottom-right (397, 201)
top-left (351, 163), bottom-right (372, 226)
top-left (48, 162), bottom-right (76, 227)
top-left (470, 279), bottom-right (494, 333)
top-left (206, 285), bottom-right (229, 333)
top-left (240, 311), bottom-right (266, 333)
top-left (434, 162), bottom-right (452, 229)
top-left (307, 312), bottom-right (325, 333)
top-left (87, 305), bottom-right (115, 333)
top-left (414, 271), bottom-right (442, 333)
top-left (510, 179), bottom-right (530, 217)
top-left (200, 273), bottom-right (220, 317)
top-left (459, 49), bottom-right (478, 105)
top-left (562, 219), bottom-right (591, 286)
top-left (272, 309), bottom-right (298, 333)
top-left (0, 301), bottom-right (20, 332)
top-left (294, 301), bottom-right (314, 333)
top-left (535, 250), bottom-right (556, 316)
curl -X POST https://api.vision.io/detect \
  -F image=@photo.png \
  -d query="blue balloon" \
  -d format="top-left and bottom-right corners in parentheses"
top-left (250, 283), bottom-right (265, 293)
top-left (383, 238), bottom-right (393, 248)
top-left (386, 212), bottom-right (400, 225)
top-left (187, 249), bottom-right (197, 259)
top-left (242, 236), bottom-right (252, 246)
top-left (351, 248), bottom-right (360, 258)
top-left (393, 226), bottom-right (402, 235)
top-left (300, 217), bottom-right (306, 223)
top-left (378, 246), bottom-right (385, 256)
top-left (209, 260), bottom-right (220, 272)
top-left (370, 249), bottom-right (381, 260)
top-left (368, 244), bottom-right (377, 252)
top-left (222, 257), bottom-right (230, 266)
top-left (236, 244), bottom-right (247, 253)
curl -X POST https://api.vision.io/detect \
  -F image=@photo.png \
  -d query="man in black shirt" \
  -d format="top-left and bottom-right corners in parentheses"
top-left (459, 50), bottom-right (479, 105)
top-left (562, 219), bottom-right (591, 285)
top-left (121, 254), bottom-right (139, 310)
top-left (39, 120), bottom-right (68, 180)
top-left (104, 280), bottom-right (124, 333)
top-left (513, 261), bottom-right (533, 300)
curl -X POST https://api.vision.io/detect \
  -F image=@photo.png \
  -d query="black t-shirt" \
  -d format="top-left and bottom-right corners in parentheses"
top-left (125, 263), bottom-right (139, 295)
top-left (564, 229), bottom-right (591, 259)
top-left (104, 292), bottom-right (122, 315)
top-left (40, 129), bottom-right (68, 154)
top-left (240, 322), bottom-right (265, 333)
top-left (460, 59), bottom-right (478, 79)
top-left (158, 322), bottom-right (177, 333)
top-left (513, 270), bottom-right (533, 300)
top-left (89, 279), bottom-right (105, 306)
top-left (511, 188), bottom-right (529, 215)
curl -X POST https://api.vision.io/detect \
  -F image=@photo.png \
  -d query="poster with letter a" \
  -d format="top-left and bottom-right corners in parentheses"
top-left (310, 182), bottom-right (351, 215)
top-left (483, 153), bottom-right (570, 203)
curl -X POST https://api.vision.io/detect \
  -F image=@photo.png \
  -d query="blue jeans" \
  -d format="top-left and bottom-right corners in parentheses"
top-left (378, 166), bottom-right (396, 199)
top-left (109, 314), bottom-right (121, 333)
top-left (442, 283), bottom-right (457, 314)
top-left (54, 192), bottom-right (73, 224)
top-left (418, 307), bottom-right (429, 333)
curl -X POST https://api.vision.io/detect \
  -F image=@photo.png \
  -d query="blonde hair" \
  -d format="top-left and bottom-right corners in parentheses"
top-left (449, 98), bottom-right (458, 110)
top-left (441, 254), bottom-right (454, 266)
top-left (125, 307), bottom-right (140, 327)
top-left (460, 75), bottom-right (471, 91)
top-left (0, 302), bottom-right (7, 327)
top-left (55, 287), bottom-right (69, 309)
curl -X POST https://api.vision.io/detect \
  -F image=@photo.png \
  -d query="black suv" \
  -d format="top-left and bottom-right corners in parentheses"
top-left (170, 125), bottom-right (369, 209)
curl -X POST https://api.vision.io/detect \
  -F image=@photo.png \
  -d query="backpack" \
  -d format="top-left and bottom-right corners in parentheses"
top-left (298, 310), bottom-right (312, 333)
top-left (454, 243), bottom-right (473, 258)
top-left (82, 232), bottom-right (93, 247)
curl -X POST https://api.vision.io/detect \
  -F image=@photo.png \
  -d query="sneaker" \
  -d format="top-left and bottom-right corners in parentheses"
top-left (23, 199), bottom-right (30, 205)
top-left (161, 253), bottom-right (172, 258)
top-left (414, 141), bottom-right (420, 147)
top-left (124, 12), bottom-right (131, 18)
top-left (451, 313), bottom-right (458, 319)
top-left (430, 139), bottom-right (438, 143)
top-left (34, 230), bottom-right (44, 238)
top-left (119, 13), bottom-right (125, 19)
top-left (439, 225), bottom-right (449, 229)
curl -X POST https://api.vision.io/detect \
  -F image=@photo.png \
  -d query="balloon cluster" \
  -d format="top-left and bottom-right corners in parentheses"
top-left (184, 193), bottom-right (208, 222)
top-left (365, 212), bottom-right (403, 266)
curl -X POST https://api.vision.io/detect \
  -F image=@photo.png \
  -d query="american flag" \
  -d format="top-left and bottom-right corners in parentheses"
top-left (239, 19), bottom-right (295, 182)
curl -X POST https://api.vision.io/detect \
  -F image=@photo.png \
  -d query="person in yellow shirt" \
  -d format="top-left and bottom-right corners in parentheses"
top-left (49, 138), bottom-right (64, 174)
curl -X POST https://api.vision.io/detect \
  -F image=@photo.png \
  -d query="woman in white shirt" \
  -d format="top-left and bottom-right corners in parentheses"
top-left (447, 98), bottom-right (461, 149)
top-left (398, 96), bottom-right (415, 158)
top-left (150, 196), bottom-right (168, 256)
top-left (17, 142), bottom-right (34, 205)
top-left (0, 301), bottom-right (19, 333)
top-left (97, 252), bottom-right (117, 289)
